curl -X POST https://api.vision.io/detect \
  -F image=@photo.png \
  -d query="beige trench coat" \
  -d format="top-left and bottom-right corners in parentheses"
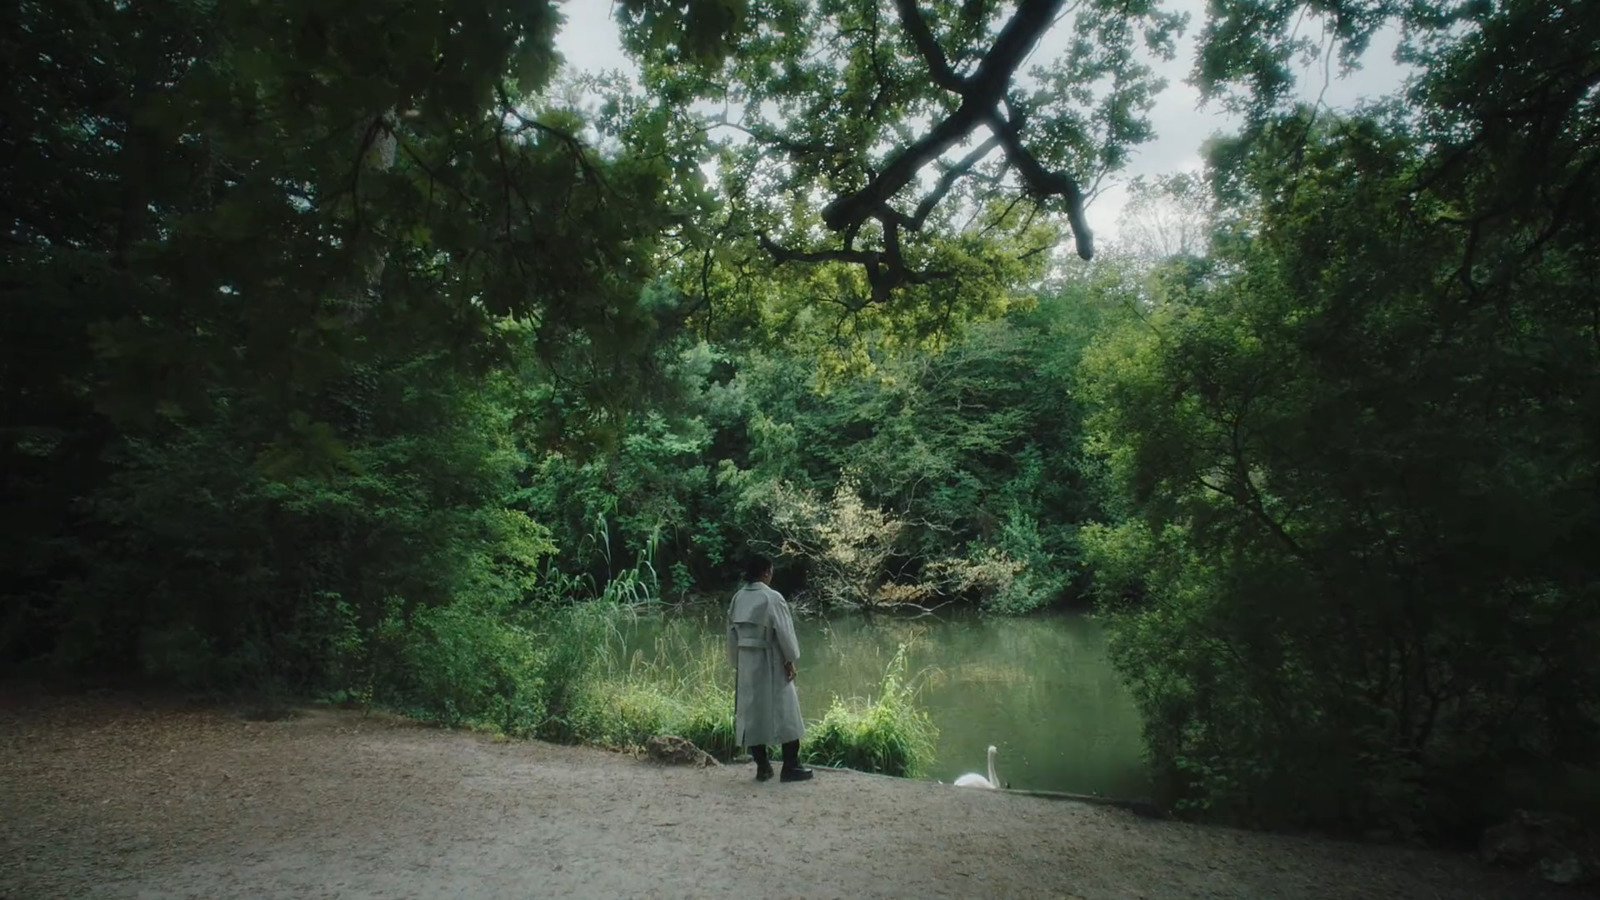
top-left (727, 582), bottom-right (805, 747)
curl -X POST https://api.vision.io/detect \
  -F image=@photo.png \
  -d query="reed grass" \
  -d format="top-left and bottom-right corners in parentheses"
top-left (799, 643), bottom-right (938, 777)
top-left (556, 614), bottom-right (935, 776)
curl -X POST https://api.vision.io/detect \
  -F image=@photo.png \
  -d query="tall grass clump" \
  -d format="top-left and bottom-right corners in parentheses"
top-left (566, 621), bottom-right (737, 758)
top-left (801, 643), bottom-right (937, 777)
top-left (526, 599), bottom-right (621, 740)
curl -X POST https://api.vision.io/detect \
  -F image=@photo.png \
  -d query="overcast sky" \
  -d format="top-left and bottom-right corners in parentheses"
top-left (552, 0), bottom-right (1414, 240)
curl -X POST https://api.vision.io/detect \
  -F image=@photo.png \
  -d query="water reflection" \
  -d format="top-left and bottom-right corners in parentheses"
top-left (617, 606), bottom-right (1150, 798)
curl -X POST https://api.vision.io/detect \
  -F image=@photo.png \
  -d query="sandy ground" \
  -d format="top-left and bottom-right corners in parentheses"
top-left (0, 692), bottom-right (1574, 900)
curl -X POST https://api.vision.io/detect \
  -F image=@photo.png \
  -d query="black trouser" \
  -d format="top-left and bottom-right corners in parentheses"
top-left (749, 740), bottom-right (801, 770)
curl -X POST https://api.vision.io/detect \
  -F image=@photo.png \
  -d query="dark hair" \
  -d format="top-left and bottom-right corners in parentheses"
top-left (742, 555), bottom-right (773, 583)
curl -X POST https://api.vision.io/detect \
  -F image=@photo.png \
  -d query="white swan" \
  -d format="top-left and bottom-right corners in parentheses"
top-left (953, 745), bottom-right (999, 789)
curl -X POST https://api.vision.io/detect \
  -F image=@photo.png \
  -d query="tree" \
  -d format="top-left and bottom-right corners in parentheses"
top-left (617, 0), bottom-right (1185, 323)
top-left (1080, 0), bottom-right (1600, 835)
top-left (0, 0), bottom-right (698, 691)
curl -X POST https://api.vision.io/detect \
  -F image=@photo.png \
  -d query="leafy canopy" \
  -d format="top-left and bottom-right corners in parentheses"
top-left (615, 0), bottom-right (1185, 341)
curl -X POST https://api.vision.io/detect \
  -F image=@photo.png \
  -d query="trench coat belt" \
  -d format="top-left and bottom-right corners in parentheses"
top-left (733, 625), bottom-right (774, 649)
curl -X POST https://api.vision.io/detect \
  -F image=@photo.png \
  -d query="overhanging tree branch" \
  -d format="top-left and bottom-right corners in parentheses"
top-left (903, 134), bottom-right (1002, 231)
top-left (759, 0), bottom-right (1093, 301)
top-left (758, 227), bottom-right (951, 304)
top-left (818, 0), bottom-right (1070, 236)
top-left (985, 107), bottom-right (1093, 261)
top-left (892, 0), bottom-right (966, 92)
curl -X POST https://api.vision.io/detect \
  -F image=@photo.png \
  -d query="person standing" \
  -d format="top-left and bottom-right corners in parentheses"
top-left (726, 555), bottom-right (812, 782)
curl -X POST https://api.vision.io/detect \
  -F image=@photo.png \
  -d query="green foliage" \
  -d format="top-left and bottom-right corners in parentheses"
top-left (979, 510), bottom-right (1072, 615)
top-left (621, 0), bottom-right (1186, 333)
top-left (45, 365), bottom-right (548, 692)
top-left (504, 284), bottom-right (1129, 614)
top-left (1, 0), bottom-right (691, 694)
top-left (724, 284), bottom-right (1131, 610)
top-left (801, 644), bottom-right (938, 777)
top-left (563, 620), bottom-right (738, 757)
top-left (374, 599), bottom-right (542, 732)
top-left (347, 598), bottom-right (624, 742)
top-left (1080, 9), bottom-right (1600, 835)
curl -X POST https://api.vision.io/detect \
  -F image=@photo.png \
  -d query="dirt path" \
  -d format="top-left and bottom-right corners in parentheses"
top-left (0, 693), bottom-right (1566, 900)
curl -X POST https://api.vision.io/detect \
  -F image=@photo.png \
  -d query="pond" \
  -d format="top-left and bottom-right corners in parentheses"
top-left (620, 605), bottom-right (1151, 799)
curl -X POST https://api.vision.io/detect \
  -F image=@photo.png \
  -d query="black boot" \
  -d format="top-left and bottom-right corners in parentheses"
top-left (751, 745), bottom-right (774, 782)
top-left (779, 739), bottom-right (813, 782)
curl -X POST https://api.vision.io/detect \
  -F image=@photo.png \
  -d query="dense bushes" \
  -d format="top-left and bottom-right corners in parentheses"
top-left (616, 292), bottom-right (1128, 613)
top-left (1080, 106), bottom-right (1600, 840)
top-left (501, 292), bottom-right (1126, 615)
top-left (0, 0), bottom-right (689, 691)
